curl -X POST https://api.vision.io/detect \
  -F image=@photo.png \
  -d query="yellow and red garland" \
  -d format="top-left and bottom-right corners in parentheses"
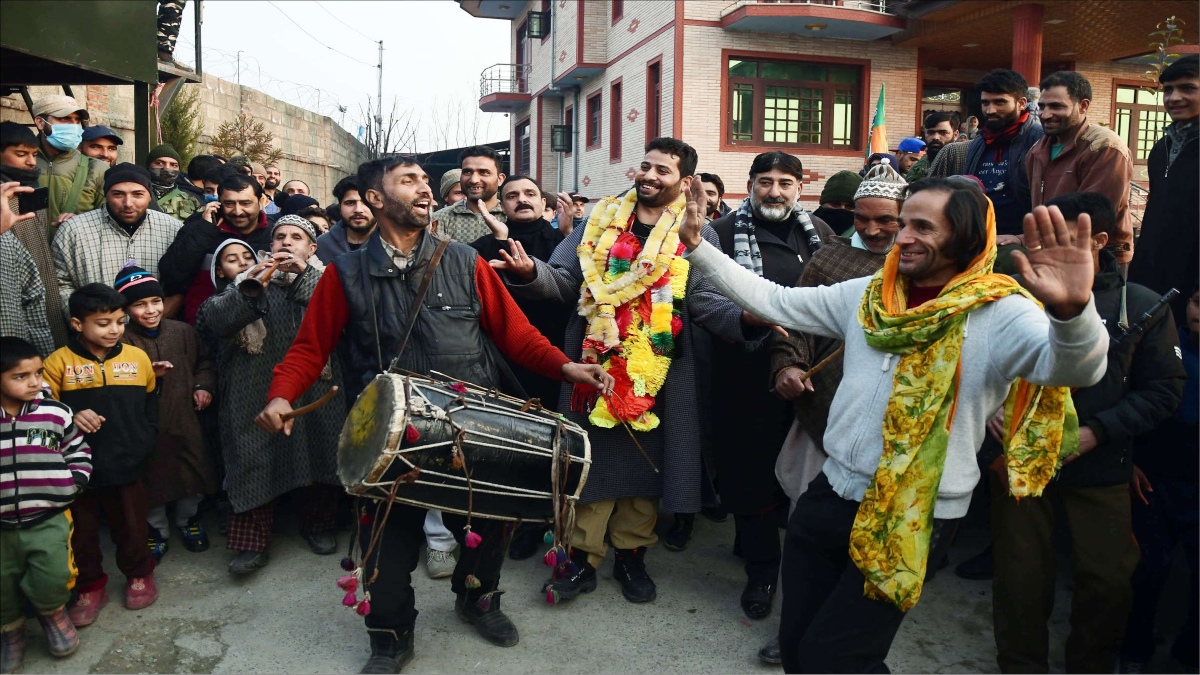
top-left (573, 188), bottom-right (688, 431)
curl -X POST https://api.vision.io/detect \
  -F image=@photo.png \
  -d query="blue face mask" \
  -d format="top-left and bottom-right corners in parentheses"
top-left (204, 194), bottom-right (219, 203)
top-left (43, 123), bottom-right (84, 151)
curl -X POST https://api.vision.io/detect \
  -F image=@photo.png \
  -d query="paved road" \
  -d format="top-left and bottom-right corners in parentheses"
top-left (16, 504), bottom-right (1191, 673)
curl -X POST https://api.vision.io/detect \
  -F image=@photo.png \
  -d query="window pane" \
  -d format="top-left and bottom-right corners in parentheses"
top-left (1115, 86), bottom-right (1135, 104)
top-left (1137, 88), bottom-right (1164, 106)
top-left (833, 90), bottom-right (853, 146)
top-left (828, 66), bottom-right (858, 84)
top-left (1114, 108), bottom-right (1132, 147)
top-left (761, 61), bottom-right (804, 80)
top-left (729, 59), bottom-right (758, 78)
top-left (1136, 109), bottom-right (1169, 160)
top-left (731, 84), bottom-right (754, 141)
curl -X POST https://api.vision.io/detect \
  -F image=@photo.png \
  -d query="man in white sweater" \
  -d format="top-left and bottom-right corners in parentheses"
top-left (681, 175), bottom-right (1108, 673)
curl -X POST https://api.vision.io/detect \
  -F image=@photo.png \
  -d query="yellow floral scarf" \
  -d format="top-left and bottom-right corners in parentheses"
top-left (850, 199), bottom-right (1078, 611)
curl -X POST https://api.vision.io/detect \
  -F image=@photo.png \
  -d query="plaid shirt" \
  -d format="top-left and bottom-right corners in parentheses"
top-left (0, 232), bottom-right (54, 356)
top-left (51, 207), bottom-right (182, 315)
top-left (431, 200), bottom-right (505, 242)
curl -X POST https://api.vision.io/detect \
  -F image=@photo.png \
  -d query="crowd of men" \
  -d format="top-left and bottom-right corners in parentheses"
top-left (1, 56), bottom-right (1196, 675)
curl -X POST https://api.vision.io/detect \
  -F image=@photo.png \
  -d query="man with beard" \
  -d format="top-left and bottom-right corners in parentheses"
top-left (1026, 71), bottom-right (1134, 266)
top-left (494, 137), bottom-right (773, 606)
top-left (813, 170), bottom-right (863, 237)
top-left (256, 155), bottom-right (612, 672)
top-left (158, 174), bottom-right (273, 322)
top-left (31, 95), bottom-right (108, 229)
top-left (682, 177), bottom-right (1109, 673)
top-left (905, 112), bottom-right (955, 183)
top-left (704, 151), bottom-right (834, 624)
top-left (431, 145), bottom-right (506, 242)
top-left (961, 70), bottom-right (1044, 240)
top-left (264, 165), bottom-right (281, 201)
top-left (699, 173), bottom-right (731, 222)
top-left (895, 137), bottom-right (926, 175)
top-left (79, 125), bottom-right (123, 168)
top-left (52, 163), bottom-right (182, 313)
top-left (146, 144), bottom-right (201, 221)
top-left (316, 175), bottom-right (376, 263)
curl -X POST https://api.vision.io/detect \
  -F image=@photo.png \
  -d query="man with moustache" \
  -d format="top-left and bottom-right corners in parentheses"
top-left (31, 95), bottom-right (108, 228)
top-left (961, 70), bottom-right (1044, 241)
top-left (158, 174), bottom-right (273, 322)
top-left (78, 125), bottom-right (123, 168)
top-left (905, 112), bottom-right (956, 183)
top-left (493, 138), bottom-right (774, 606)
top-left (316, 175), bottom-right (376, 263)
top-left (256, 155), bottom-right (612, 672)
top-left (431, 145), bottom-right (506, 242)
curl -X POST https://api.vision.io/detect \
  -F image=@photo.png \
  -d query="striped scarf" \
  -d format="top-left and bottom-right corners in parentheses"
top-left (731, 197), bottom-right (822, 277)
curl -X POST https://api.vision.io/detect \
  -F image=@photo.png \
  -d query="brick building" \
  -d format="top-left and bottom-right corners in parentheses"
top-left (460, 0), bottom-right (1197, 210)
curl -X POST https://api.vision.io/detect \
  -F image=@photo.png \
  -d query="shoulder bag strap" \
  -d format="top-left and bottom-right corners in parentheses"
top-left (388, 236), bottom-right (451, 370)
top-left (64, 154), bottom-right (91, 216)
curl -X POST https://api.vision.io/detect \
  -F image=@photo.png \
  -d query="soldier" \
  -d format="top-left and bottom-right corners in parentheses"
top-left (157, 0), bottom-right (187, 62)
top-left (146, 144), bottom-right (200, 222)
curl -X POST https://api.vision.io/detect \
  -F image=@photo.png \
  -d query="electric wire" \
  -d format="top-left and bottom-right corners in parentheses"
top-left (314, 1), bottom-right (379, 43)
top-left (265, 0), bottom-right (377, 68)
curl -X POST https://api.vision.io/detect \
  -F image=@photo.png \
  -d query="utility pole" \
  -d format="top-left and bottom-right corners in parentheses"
top-left (375, 40), bottom-right (383, 155)
top-left (236, 50), bottom-right (243, 86)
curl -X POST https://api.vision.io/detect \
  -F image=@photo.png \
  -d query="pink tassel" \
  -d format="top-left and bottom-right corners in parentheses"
top-left (405, 424), bottom-right (420, 443)
top-left (465, 529), bottom-right (482, 549)
top-left (342, 591), bottom-right (358, 607)
top-left (337, 575), bottom-right (358, 593)
top-left (450, 382), bottom-right (468, 393)
top-left (356, 598), bottom-right (371, 616)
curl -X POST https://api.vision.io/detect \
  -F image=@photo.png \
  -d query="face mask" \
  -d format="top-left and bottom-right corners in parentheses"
top-left (149, 167), bottom-right (179, 186)
top-left (43, 123), bottom-right (84, 151)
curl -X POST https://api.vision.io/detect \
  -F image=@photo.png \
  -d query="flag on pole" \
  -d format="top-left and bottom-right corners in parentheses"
top-left (866, 84), bottom-right (888, 159)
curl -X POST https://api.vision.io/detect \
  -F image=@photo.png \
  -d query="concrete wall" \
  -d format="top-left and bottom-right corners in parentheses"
top-left (1, 74), bottom-right (369, 203)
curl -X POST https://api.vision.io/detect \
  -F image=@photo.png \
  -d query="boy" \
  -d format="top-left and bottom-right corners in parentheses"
top-left (115, 264), bottom-right (216, 562)
top-left (0, 337), bottom-right (91, 672)
top-left (42, 284), bottom-right (160, 628)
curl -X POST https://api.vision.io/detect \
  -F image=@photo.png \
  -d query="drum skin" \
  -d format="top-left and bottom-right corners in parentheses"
top-left (337, 373), bottom-right (590, 522)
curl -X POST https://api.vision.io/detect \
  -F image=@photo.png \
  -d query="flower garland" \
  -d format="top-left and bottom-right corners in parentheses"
top-left (575, 187), bottom-right (688, 431)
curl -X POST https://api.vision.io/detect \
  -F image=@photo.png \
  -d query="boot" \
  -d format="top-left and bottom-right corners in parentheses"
top-left (663, 513), bottom-right (694, 552)
top-left (613, 547), bottom-right (656, 603)
top-left (758, 635), bottom-right (783, 665)
top-left (1, 617), bottom-right (25, 674)
top-left (36, 607), bottom-right (79, 657)
top-left (543, 548), bottom-right (598, 603)
top-left (360, 628), bottom-right (413, 674)
top-left (455, 592), bottom-right (519, 647)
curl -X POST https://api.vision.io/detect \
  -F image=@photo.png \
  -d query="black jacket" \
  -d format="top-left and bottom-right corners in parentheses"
top-left (966, 114), bottom-right (1043, 235)
top-left (158, 213), bottom-right (274, 301)
top-left (1057, 250), bottom-right (1186, 487)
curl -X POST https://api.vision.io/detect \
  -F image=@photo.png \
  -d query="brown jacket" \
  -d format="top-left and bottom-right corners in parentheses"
top-left (1025, 118), bottom-right (1134, 263)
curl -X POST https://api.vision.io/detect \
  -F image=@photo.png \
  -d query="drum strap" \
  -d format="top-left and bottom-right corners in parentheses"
top-left (389, 236), bottom-right (451, 370)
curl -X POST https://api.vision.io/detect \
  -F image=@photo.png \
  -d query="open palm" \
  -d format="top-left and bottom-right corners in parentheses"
top-left (680, 174), bottom-right (706, 250)
top-left (1012, 205), bottom-right (1095, 319)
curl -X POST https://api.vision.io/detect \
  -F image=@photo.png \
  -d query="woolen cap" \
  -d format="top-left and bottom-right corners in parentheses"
top-left (819, 171), bottom-right (863, 204)
top-left (31, 94), bottom-right (89, 120)
top-left (146, 143), bottom-right (182, 166)
top-left (103, 162), bottom-right (153, 194)
top-left (439, 169), bottom-right (462, 202)
top-left (82, 125), bottom-right (123, 144)
top-left (854, 159), bottom-right (908, 202)
top-left (280, 193), bottom-right (320, 217)
top-left (113, 263), bottom-right (163, 304)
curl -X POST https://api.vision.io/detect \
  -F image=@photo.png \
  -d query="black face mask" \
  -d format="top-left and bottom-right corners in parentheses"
top-left (813, 206), bottom-right (854, 234)
top-left (148, 167), bottom-right (179, 186)
top-left (1, 164), bottom-right (41, 187)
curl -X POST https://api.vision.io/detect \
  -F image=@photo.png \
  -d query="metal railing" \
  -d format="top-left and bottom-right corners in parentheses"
top-left (480, 63), bottom-right (532, 99)
top-left (721, 0), bottom-right (895, 17)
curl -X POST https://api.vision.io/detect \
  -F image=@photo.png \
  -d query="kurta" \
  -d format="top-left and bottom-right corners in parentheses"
top-left (122, 318), bottom-right (219, 504)
top-left (194, 266), bottom-right (345, 513)
top-left (508, 223), bottom-right (758, 513)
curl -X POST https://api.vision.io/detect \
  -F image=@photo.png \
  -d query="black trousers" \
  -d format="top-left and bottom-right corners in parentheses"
top-left (357, 499), bottom-right (512, 633)
top-left (778, 473), bottom-right (958, 673)
top-left (735, 510), bottom-right (784, 585)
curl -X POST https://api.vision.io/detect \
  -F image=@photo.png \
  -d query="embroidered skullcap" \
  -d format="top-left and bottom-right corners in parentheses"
top-left (854, 158), bottom-right (908, 203)
top-left (271, 214), bottom-right (319, 243)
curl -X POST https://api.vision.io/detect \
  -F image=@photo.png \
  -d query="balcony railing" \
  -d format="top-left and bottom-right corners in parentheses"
top-left (721, 0), bottom-right (895, 17)
top-left (480, 63), bottom-right (532, 99)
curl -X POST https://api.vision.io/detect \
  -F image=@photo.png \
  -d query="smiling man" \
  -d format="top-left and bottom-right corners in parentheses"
top-left (79, 125), bottom-right (123, 168)
top-left (681, 176), bottom-right (1108, 673)
top-left (431, 145), bottom-right (507, 242)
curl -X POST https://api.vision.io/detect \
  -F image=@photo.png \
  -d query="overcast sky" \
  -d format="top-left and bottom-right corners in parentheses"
top-left (175, 0), bottom-right (511, 150)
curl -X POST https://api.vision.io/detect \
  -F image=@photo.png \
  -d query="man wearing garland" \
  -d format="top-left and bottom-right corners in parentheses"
top-left (494, 137), bottom-right (773, 604)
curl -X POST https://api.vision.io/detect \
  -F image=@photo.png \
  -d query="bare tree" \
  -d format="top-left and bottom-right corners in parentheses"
top-left (356, 96), bottom-right (419, 159)
top-left (423, 86), bottom-right (503, 152)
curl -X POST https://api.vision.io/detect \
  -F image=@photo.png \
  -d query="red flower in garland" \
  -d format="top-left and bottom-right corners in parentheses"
top-left (604, 356), bottom-right (655, 420)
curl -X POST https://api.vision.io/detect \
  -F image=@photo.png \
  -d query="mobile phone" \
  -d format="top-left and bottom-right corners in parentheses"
top-left (16, 186), bottom-right (49, 214)
top-left (203, 193), bottom-right (219, 203)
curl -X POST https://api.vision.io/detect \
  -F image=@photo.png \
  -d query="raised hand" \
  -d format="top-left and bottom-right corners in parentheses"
top-left (681, 174), bottom-right (706, 251)
top-left (555, 192), bottom-right (574, 236)
top-left (0, 182), bottom-right (35, 235)
top-left (489, 239), bottom-right (536, 282)
top-left (1012, 205), bottom-right (1095, 319)
top-left (480, 199), bottom-right (509, 240)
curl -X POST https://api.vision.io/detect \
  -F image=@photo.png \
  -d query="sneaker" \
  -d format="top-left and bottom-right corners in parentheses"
top-left (180, 517), bottom-right (210, 553)
top-left (68, 588), bottom-right (109, 627)
top-left (229, 551), bottom-right (270, 575)
top-left (543, 549), bottom-right (598, 604)
top-left (613, 547), bottom-right (657, 603)
top-left (148, 527), bottom-right (169, 564)
top-left (302, 531), bottom-right (337, 555)
top-left (124, 573), bottom-right (158, 610)
top-left (1, 618), bottom-right (26, 674)
top-left (663, 513), bottom-right (694, 552)
top-left (35, 608), bottom-right (79, 657)
top-left (426, 548), bottom-right (456, 579)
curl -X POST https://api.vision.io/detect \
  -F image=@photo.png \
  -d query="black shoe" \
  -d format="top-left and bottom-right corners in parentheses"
top-left (148, 527), bottom-right (169, 564)
top-left (701, 502), bottom-right (728, 523)
top-left (741, 581), bottom-right (776, 620)
top-left (303, 531), bottom-right (337, 555)
top-left (455, 592), bottom-right (519, 647)
top-left (613, 547), bottom-right (657, 603)
top-left (508, 523), bottom-right (546, 561)
top-left (360, 628), bottom-right (414, 674)
top-left (180, 517), bottom-right (210, 553)
top-left (543, 549), bottom-right (598, 603)
top-left (758, 636), bottom-right (782, 665)
top-left (229, 551), bottom-right (270, 575)
top-left (954, 545), bottom-right (993, 580)
top-left (663, 514), bottom-right (694, 552)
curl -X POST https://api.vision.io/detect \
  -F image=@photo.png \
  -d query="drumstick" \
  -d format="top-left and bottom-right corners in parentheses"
top-left (281, 386), bottom-right (339, 421)
top-left (799, 344), bottom-right (845, 383)
top-left (604, 392), bottom-right (660, 474)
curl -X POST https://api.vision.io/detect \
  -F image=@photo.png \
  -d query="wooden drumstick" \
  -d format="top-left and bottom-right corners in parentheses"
top-left (798, 344), bottom-right (845, 383)
top-left (281, 386), bottom-right (339, 421)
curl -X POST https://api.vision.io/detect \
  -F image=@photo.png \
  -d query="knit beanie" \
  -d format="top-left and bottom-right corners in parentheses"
top-left (146, 143), bottom-right (182, 166)
top-left (440, 169), bottom-right (462, 203)
top-left (113, 261), bottom-right (163, 304)
top-left (271, 214), bottom-right (319, 243)
top-left (819, 171), bottom-right (863, 204)
top-left (280, 193), bottom-right (320, 217)
top-left (854, 158), bottom-right (908, 202)
top-left (103, 162), bottom-right (153, 194)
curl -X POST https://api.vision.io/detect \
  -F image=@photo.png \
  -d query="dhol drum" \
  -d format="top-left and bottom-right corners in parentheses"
top-left (337, 372), bottom-right (591, 522)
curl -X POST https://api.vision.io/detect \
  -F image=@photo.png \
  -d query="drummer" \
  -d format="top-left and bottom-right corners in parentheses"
top-left (254, 155), bottom-right (613, 675)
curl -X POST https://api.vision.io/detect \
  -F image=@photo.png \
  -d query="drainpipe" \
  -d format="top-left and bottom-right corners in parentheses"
top-left (550, 0), bottom-right (562, 192)
top-left (573, 87), bottom-right (580, 192)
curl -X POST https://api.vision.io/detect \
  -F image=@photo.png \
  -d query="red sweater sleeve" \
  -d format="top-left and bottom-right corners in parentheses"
top-left (475, 257), bottom-right (571, 381)
top-left (267, 264), bottom-right (350, 402)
